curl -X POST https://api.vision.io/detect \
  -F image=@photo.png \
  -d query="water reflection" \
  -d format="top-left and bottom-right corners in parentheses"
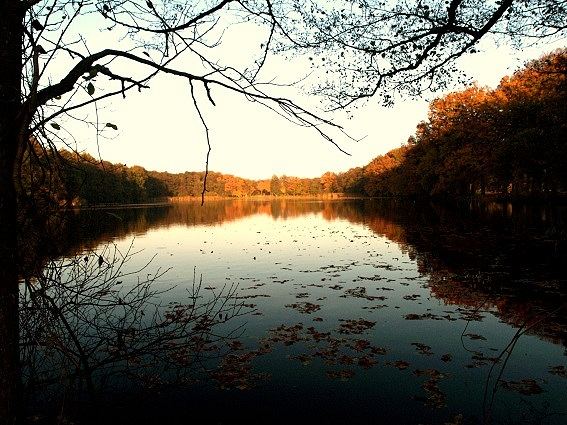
top-left (20, 242), bottom-right (256, 423)
top-left (53, 199), bottom-right (566, 349)
top-left (19, 199), bottom-right (567, 424)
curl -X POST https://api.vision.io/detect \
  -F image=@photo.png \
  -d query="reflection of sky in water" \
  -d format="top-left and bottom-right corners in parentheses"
top-left (91, 206), bottom-right (567, 424)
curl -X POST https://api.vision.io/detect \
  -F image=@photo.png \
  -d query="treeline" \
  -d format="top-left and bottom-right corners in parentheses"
top-left (21, 148), bottom-right (170, 206)
top-left (21, 147), bottom-right (337, 206)
top-left (150, 171), bottom-right (328, 199)
top-left (21, 50), bottom-right (567, 206)
top-left (336, 49), bottom-right (567, 199)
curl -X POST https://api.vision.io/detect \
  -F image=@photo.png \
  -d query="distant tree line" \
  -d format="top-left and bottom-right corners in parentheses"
top-left (21, 147), bottom-right (335, 206)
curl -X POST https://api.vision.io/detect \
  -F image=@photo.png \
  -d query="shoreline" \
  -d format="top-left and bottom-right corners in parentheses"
top-left (70, 193), bottom-right (567, 211)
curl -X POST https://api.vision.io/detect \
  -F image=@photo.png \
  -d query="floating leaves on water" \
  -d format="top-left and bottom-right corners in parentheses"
top-left (186, 335), bottom-right (218, 353)
top-left (465, 351), bottom-right (500, 368)
top-left (164, 304), bottom-right (198, 325)
top-left (306, 326), bottom-right (330, 342)
top-left (211, 352), bottom-right (268, 390)
top-left (419, 380), bottom-right (446, 409)
top-left (414, 368), bottom-right (447, 379)
top-left (236, 294), bottom-right (271, 299)
top-left (463, 333), bottom-right (486, 341)
top-left (245, 282), bottom-right (266, 290)
top-left (358, 356), bottom-right (378, 369)
top-left (388, 360), bottom-right (410, 370)
top-left (500, 379), bottom-right (544, 395)
top-left (349, 339), bottom-right (371, 352)
top-left (320, 263), bottom-right (356, 274)
top-left (549, 365), bottom-right (567, 378)
top-left (362, 304), bottom-right (388, 310)
top-left (403, 312), bottom-right (457, 321)
top-left (266, 324), bottom-right (307, 346)
top-left (370, 346), bottom-right (388, 355)
top-left (285, 302), bottom-right (321, 314)
top-left (341, 286), bottom-right (387, 301)
top-left (411, 342), bottom-right (433, 356)
top-left (314, 340), bottom-right (342, 364)
top-left (254, 342), bottom-right (273, 355)
top-left (338, 318), bottom-right (376, 334)
top-left (326, 369), bottom-right (355, 381)
top-left (370, 263), bottom-right (403, 272)
top-left (413, 369), bottom-right (448, 409)
top-left (339, 354), bottom-right (355, 365)
top-left (290, 354), bottom-right (312, 365)
top-left (354, 274), bottom-right (385, 282)
top-left (404, 313), bottom-right (441, 321)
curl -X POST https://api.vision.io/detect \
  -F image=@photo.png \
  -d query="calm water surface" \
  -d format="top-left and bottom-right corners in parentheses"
top-left (28, 199), bottom-right (567, 424)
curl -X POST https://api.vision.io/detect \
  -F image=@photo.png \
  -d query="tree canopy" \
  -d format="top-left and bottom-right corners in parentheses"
top-left (343, 49), bottom-right (567, 199)
top-left (283, 0), bottom-right (567, 107)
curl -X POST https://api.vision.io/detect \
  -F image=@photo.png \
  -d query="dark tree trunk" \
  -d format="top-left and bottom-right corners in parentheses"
top-left (0, 1), bottom-right (24, 424)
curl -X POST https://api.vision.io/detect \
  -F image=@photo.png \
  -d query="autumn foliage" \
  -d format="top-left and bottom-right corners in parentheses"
top-left (21, 151), bottom-right (332, 206)
top-left (345, 49), bottom-right (567, 199)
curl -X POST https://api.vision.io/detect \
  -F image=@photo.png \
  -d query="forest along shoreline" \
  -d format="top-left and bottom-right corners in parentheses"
top-left (21, 50), bottom-right (567, 210)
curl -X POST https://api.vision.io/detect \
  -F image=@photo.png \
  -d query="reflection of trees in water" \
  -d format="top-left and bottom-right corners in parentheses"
top-left (47, 200), bottom-right (360, 258)
top-left (45, 199), bottom-right (567, 348)
top-left (62, 199), bottom-right (566, 280)
top-left (325, 199), bottom-right (566, 346)
top-left (20, 242), bottom-right (254, 422)
top-left (344, 200), bottom-right (567, 348)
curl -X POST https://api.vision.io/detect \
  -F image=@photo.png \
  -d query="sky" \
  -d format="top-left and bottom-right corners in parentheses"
top-left (50, 10), bottom-right (566, 181)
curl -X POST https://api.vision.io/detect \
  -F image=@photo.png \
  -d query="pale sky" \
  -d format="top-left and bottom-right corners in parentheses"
top-left (50, 13), bottom-right (565, 180)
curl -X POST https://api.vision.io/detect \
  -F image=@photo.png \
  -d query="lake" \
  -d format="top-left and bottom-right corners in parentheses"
top-left (23, 199), bottom-right (567, 424)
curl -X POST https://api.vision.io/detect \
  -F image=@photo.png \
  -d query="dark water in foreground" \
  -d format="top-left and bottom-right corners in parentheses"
top-left (24, 199), bottom-right (567, 424)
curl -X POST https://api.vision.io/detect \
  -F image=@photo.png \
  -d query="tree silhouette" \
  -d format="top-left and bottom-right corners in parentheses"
top-left (284, 0), bottom-right (567, 108)
top-left (20, 242), bottom-right (255, 423)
